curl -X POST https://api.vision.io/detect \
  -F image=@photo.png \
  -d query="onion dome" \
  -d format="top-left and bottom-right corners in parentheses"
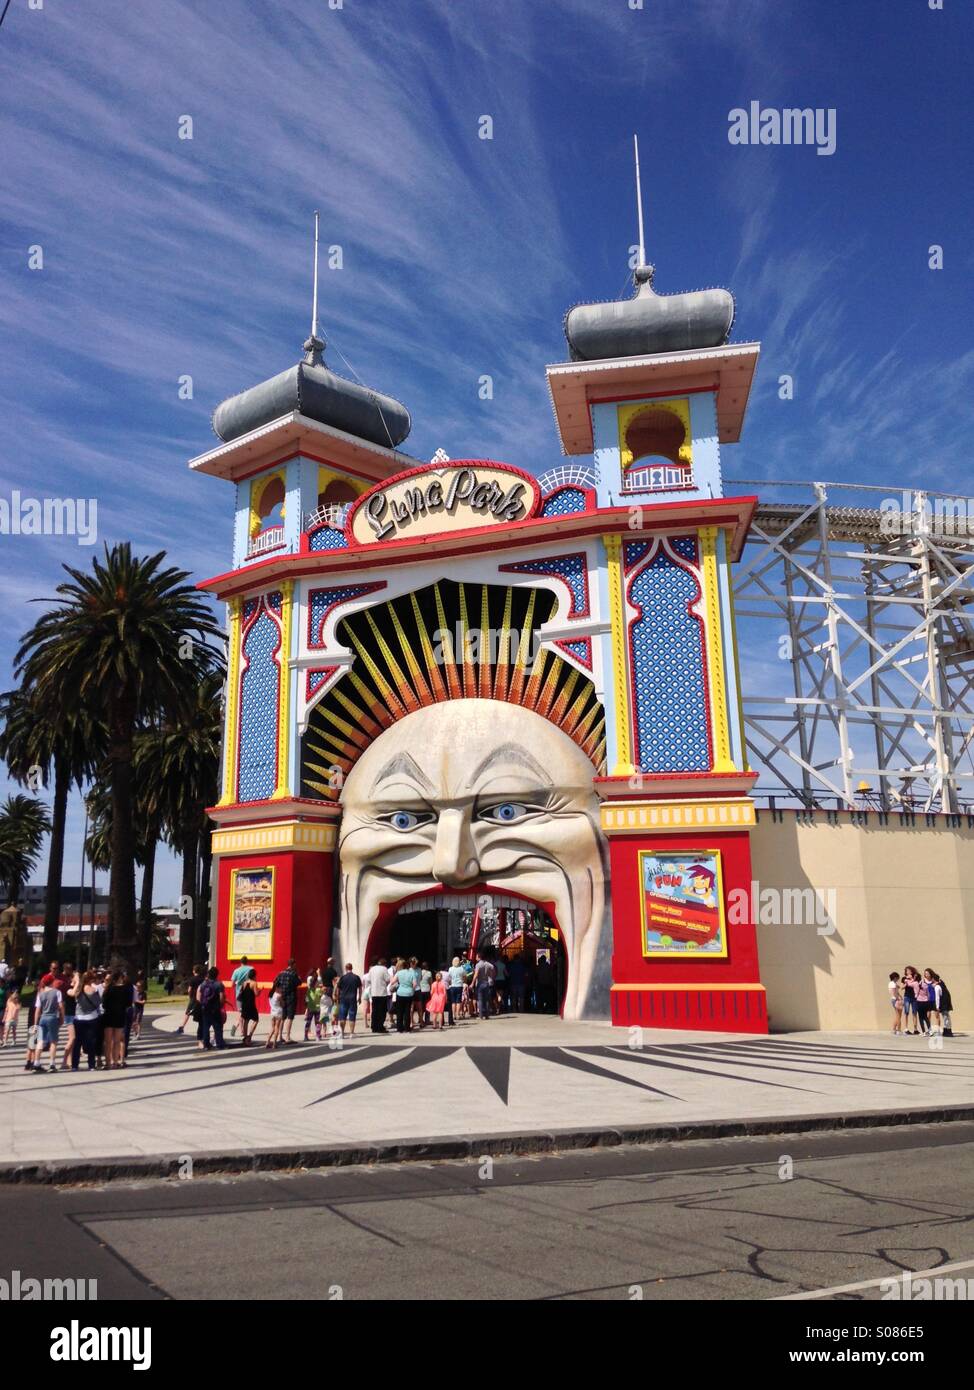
top-left (212, 333), bottom-right (411, 447)
top-left (564, 264), bottom-right (735, 362)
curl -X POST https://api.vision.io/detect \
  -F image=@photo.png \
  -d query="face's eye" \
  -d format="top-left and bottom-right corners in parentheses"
top-left (379, 810), bottom-right (434, 832)
top-left (478, 801), bottom-right (533, 825)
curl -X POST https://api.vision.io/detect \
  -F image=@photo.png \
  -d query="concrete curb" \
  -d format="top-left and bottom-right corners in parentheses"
top-left (4, 1102), bottom-right (974, 1186)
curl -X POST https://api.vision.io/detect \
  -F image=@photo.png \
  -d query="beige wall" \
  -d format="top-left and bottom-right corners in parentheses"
top-left (751, 812), bottom-right (973, 1032)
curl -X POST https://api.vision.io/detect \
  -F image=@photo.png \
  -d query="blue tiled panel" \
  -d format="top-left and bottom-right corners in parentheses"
top-left (559, 638), bottom-right (591, 665)
top-left (308, 583), bottom-right (383, 648)
top-left (503, 554), bottom-right (589, 617)
top-left (309, 526), bottom-right (348, 551)
top-left (629, 548), bottom-right (710, 772)
top-left (238, 608), bottom-right (281, 801)
top-left (541, 487), bottom-right (588, 517)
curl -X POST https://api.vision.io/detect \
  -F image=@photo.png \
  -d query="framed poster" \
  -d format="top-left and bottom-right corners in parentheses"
top-left (227, 866), bottom-right (275, 961)
top-left (638, 849), bottom-right (728, 959)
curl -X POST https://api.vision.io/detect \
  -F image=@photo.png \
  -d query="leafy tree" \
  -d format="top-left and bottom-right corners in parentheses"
top-left (0, 686), bottom-right (104, 959)
top-left (0, 793), bottom-right (52, 906)
top-left (16, 544), bottom-right (223, 976)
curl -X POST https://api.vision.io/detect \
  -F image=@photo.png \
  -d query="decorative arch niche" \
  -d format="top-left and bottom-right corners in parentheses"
top-left (618, 398), bottom-right (694, 493)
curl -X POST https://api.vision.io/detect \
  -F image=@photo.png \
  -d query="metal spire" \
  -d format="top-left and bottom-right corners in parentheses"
top-left (311, 209), bottom-right (320, 341)
top-left (304, 210), bottom-right (325, 362)
top-left (633, 134), bottom-right (646, 268)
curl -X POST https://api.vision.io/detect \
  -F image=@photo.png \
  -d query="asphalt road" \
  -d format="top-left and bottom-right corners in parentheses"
top-left (3, 1122), bottom-right (973, 1301)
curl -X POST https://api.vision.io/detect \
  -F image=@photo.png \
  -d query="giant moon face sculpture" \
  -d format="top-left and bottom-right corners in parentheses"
top-left (338, 698), bottom-right (610, 1020)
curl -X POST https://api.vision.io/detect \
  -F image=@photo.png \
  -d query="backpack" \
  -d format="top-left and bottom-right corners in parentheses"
top-left (199, 979), bottom-right (220, 1011)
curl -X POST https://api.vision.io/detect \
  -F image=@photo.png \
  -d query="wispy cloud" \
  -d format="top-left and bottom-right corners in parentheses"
top-left (1, 0), bottom-right (970, 896)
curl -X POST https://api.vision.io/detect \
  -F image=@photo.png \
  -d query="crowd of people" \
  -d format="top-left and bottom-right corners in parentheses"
top-left (4, 952), bottom-right (952, 1068)
top-left (169, 948), bottom-right (558, 1051)
top-left (888, 967), bottom-right (954, 1036)
top-left (0, 957), bottom-right (146, 1072)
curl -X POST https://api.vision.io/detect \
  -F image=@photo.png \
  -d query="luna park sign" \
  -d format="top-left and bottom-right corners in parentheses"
top-left (348, 463), bottom-right (539, 545)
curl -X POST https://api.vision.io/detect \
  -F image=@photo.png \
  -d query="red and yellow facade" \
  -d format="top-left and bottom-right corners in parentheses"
top-left (193, 335), bottom-right (768, 1031)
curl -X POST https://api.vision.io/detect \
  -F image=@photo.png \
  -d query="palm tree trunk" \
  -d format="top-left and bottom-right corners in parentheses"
top-left (176, 827), bottom-right (199, 981)
top-left (108, 707), bottom-right (139, 975)
top-left (139, 825), bottom-right (158, 979)
top-left (42, 759), bottom-right (70, 962)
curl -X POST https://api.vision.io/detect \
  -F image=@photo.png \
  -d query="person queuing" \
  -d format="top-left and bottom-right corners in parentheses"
top-left (237, 967), bottom-right (260, 1045)
top-left (304, 973), bottom-right (323, 1041)
top-left (32, 973), bottom-right (65, 1073)
top-left (391, 956), bottom-right (417, 1033)
top-left (336, 963), bottom-right (362, 1037)
top-left (175, 965), bottom-right (205, 1036)
top-left (70, 971), bottom-right (102, 1070)
top-left (366, 958), bottom-right (391, 1033)
top-left (272, 959), bottom-right (301, 1044)
top-left (101, 970), bottom-right (130, 1069)
top-left (472, 953), bottom-right (496, 1021)
top-left (428, 971), bottom-right (448, 1030)
top-left (230, 956), bottom-right (252, 1018)
top-left (197, 967), bottom-right (227, 1051)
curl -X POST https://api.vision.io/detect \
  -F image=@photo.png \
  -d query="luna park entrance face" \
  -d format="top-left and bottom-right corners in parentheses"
top-left (376, 893), bottom-right (567, 1015)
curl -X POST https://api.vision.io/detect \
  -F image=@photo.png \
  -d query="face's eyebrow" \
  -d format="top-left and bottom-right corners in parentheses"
top-left (370, 751), bottom-right (435, 796)
top-left (470, 743), bottom-right (552, 786)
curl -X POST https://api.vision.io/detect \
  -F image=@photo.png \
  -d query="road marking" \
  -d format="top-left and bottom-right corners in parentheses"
top-left (775, 1256), bottom-right (974, 1300)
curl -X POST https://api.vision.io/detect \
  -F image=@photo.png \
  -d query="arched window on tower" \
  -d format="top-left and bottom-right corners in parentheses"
top-left (256, 476), bottom-right (285, 529)
top-left (622, 405), bottom-right (693, 494)
top-left (317, 478), bottom-right (358, 510)
top-left (248, 473), bottom-right (287, 556)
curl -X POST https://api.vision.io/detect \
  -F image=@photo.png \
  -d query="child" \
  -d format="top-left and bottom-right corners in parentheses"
top-left (888, 972), bottom-right (903, 1035)
top-left (305, 975), bottom-right (323, 1040)
top-left (266, 988), bottom-right (284, 1049)
top-left (319, 981), bottom-right (334, 1039)
top-left (924, 969), bottom-right (943, 1036)
top-left (131, 974), bottom-right (146, 1040)
top-left (428, 971), bottom-right (447, 1030)
top-left (936, 974), bottom-right (954, 1037)
top-left (2, 988), bottom-right (20, 1046)
top-left (23, 985), bottom-right (42, 1072)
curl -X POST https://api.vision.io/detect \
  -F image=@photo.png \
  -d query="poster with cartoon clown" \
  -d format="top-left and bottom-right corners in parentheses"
top-left (639, 850), bottom-right (728, 958)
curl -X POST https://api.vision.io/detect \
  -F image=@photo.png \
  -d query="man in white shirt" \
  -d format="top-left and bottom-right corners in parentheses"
top-left (367, 958), bottom-right (392, 1033)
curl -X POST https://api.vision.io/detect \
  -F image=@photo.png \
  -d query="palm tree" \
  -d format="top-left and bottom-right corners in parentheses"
top-left (0, 793), bottom-right (52, 905)
top-left (0, 686), bottom-right (103, 960)
top-left (16, 544), bottom-right (223, 976)
top-left (139, 666), bottom-right (225, 978)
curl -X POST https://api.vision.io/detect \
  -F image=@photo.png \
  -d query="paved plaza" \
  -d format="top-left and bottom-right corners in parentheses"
top-left (2, 1009), bottom-right (972, 1178)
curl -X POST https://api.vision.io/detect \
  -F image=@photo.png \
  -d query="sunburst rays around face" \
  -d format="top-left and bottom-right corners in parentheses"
top-left (301, 580), bottom-right (606, 800)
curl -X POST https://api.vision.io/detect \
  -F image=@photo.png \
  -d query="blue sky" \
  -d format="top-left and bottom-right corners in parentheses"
top-left (1, 0), bottom-right (971, 900)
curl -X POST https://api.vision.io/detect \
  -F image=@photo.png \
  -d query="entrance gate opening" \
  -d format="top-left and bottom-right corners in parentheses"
top-left (369, 896), bottom-right (568, 1015)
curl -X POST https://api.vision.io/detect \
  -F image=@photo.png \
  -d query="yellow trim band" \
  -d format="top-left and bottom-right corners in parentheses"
top-left (213, 820), bottom-right (337, 856)
top-left (604, 533), bottom-right (636, 777)
top-left (218, 598), bottom-right (242, 806)
top-left (272, 581), bottom-right (293, 800)
top-left (601, 798), bottom-right (755, 833)
top-left (700, 526), bottom-right (735, 773)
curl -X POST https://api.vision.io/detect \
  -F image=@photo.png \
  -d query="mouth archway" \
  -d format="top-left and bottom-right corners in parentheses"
top-left (364, 886), bottom-right (568, 1016)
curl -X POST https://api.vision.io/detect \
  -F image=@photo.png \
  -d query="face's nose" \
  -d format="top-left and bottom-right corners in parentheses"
top-left (432, 807), bottom-right (480, 886)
